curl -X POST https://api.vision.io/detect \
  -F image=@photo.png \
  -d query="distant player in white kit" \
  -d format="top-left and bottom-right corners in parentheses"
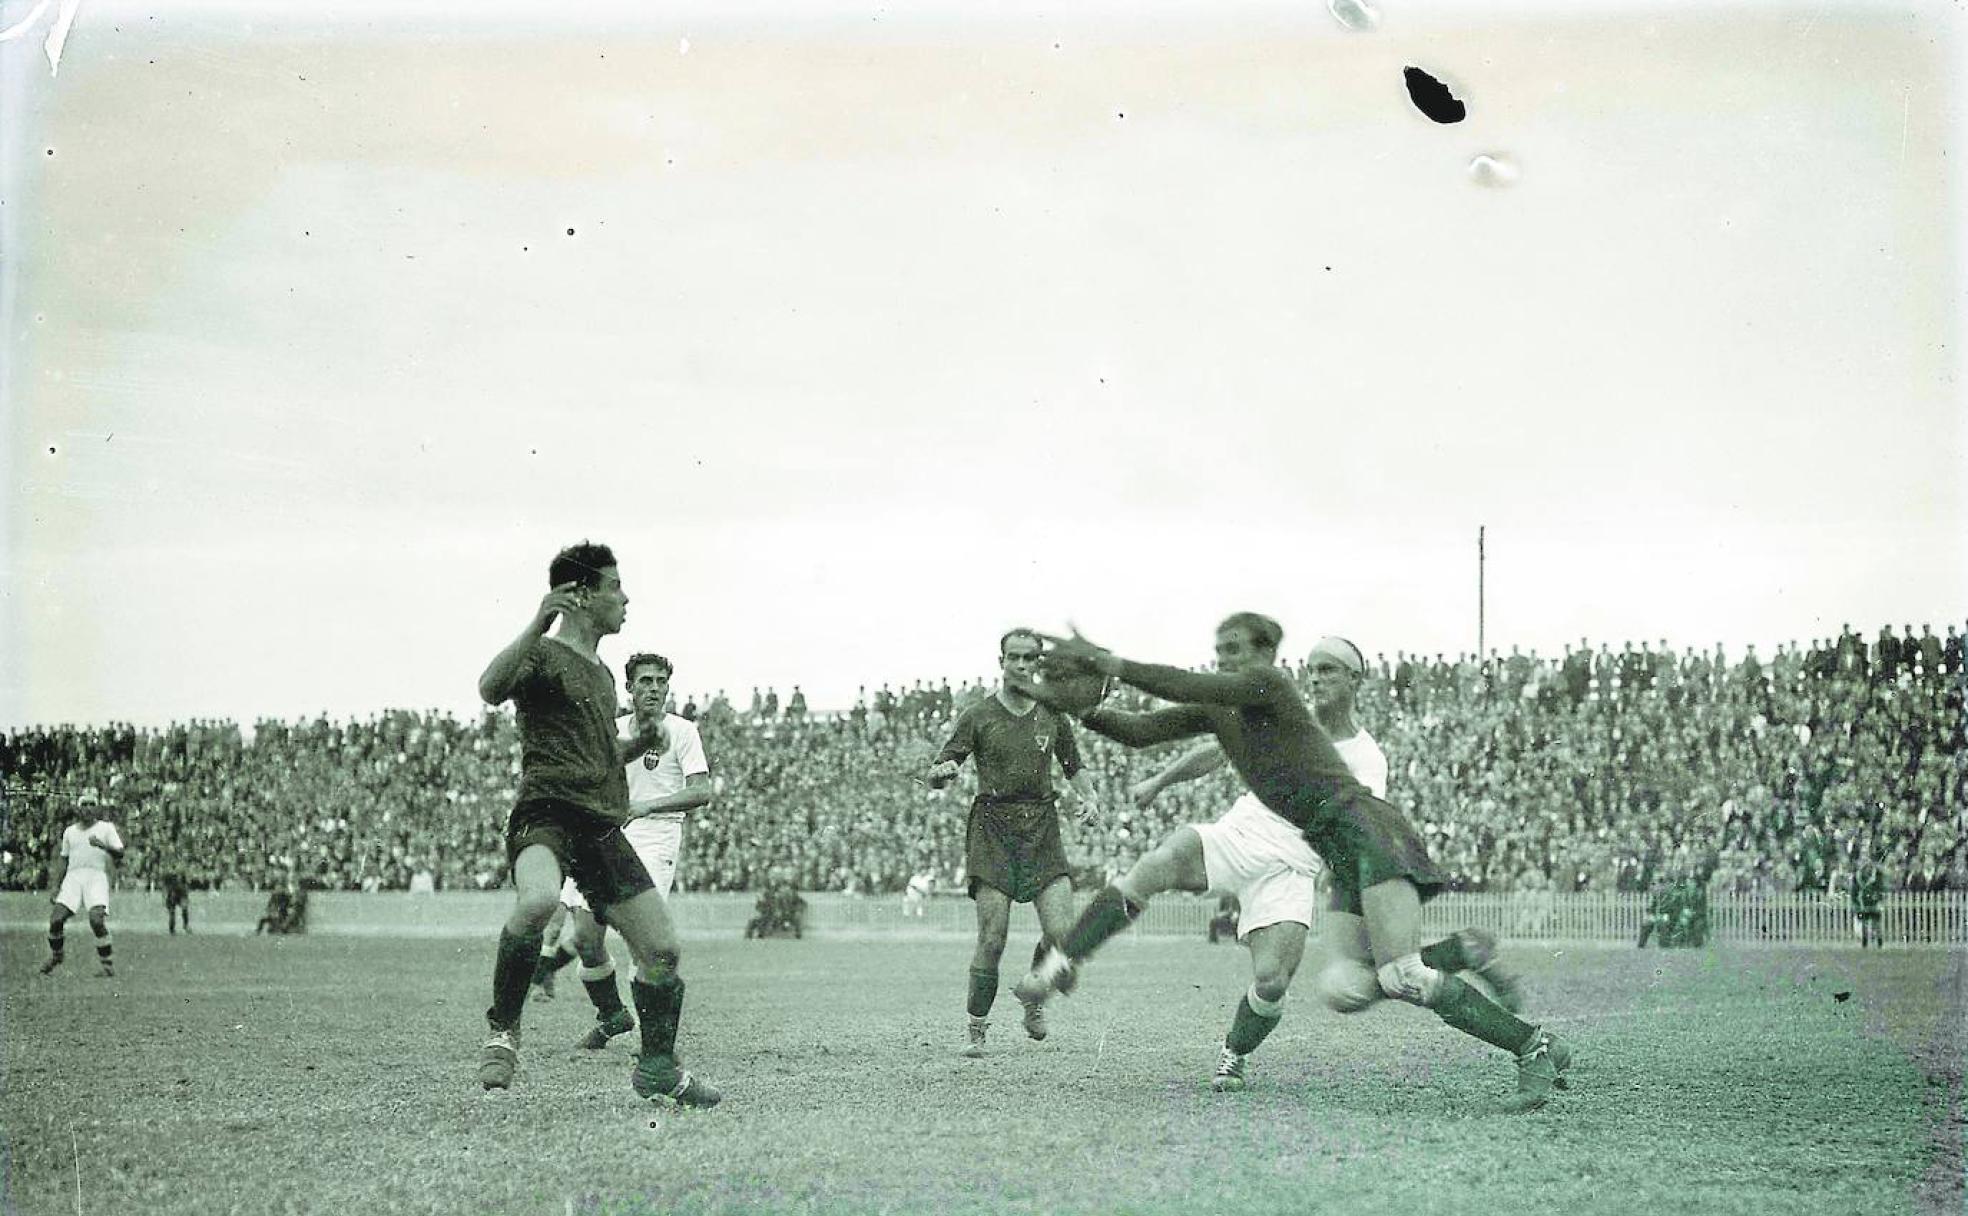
top-left (41, 790), bottom-right (127, 978)
top-left (563, 652), bottom-right (715, 1051)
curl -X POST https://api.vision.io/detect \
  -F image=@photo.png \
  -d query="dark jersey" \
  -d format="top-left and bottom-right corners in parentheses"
top-left (935, 693), bottom-right (1083, 803)
top-left (509, 637), bottom-right (630, 825)
top-left (1082, 663), bottom-right (1368, 833)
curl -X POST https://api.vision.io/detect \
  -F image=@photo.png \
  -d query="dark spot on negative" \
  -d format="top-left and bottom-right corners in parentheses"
top-left (566, 228), bottom-right (576, 236)
top-left (1403, 66), bottom-right (1466, 124)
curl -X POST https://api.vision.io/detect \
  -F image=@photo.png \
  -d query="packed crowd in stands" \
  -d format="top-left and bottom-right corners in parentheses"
top-left (3, 623), bottom-right (1962, 899)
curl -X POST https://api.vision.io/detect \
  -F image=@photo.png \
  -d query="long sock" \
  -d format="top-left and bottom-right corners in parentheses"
top-left (1431, 973), bottom-right (1538, 1054)
top-left (1225, 987), bottom-right (1284, 1055)
top-left (967, 967), bottom-right (999, 1018)
top-left (1061, 886), bottom-right (1142, 961)
top-left (93, 928), bottom-right (113, 967)
top-left (48, 923), bottom-right (65, 961)
top-left (1419, 932), bottom-right (1474, 972)
top-left (533, 944), bottom-right (576, 986)
top-left (1029, 938), bottom-right (1051, 971)
top-left (631, 974), bottom-right (685, 1060)
top-left (580, 961), bottom-right (627, 1016)
top-left (486, 926), bottom-right (544, 1032)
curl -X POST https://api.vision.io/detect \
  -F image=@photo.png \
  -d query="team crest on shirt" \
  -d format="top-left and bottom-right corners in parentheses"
top-left (642, 752), bottom-right (661, 769)
top-left (1034, 729), bottom-right (1052, 753)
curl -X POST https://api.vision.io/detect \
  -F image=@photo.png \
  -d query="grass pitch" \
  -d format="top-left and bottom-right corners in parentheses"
top-left (3, 932), bottom-right (1961, 1216)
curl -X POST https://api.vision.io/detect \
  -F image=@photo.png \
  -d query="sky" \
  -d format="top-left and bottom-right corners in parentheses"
top-left (2, 0), bottom-right (1963, 728)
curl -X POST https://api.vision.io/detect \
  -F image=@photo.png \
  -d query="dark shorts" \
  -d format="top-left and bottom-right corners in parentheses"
top-left (966, 799), bottom-right (1072, 904)
top-left (163, 888), bottom-right (189, 908)
top-left (506, 799), bottom-right (653, 915)
top-left (1312, 791), bottom-right (1447, 915)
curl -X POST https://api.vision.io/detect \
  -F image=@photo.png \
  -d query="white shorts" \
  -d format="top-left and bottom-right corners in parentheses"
top-left (55, 869), bottom-right (111, 914)
top-left (561, 815), bottom-right (682, 909)
top-left (1191, 794), bottom-right (1326, 942)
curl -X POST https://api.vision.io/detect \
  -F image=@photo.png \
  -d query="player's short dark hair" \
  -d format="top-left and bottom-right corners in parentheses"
top-left (626, 652), bottom-right (673, 681)
top-left (1217, 612), bottom-right (1284, 654)
top-left (548, 541), bottom-right (617, 591)
top-left (1000, 628), bottom-right (1043, 658)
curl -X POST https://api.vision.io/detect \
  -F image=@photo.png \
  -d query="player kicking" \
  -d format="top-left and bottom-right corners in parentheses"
top-left (474, 541), bottom-right (720, 1108)
top-left (41, 791), bottom-right (125, 978)
top-left (1129, 636), bottom-right (1522, 1092)
top-left (560, 651), bottom-right (715, 1052)
top-left (926, 628), bottom-right (1102, 1057)
top-left (1014, 614), bottom-right (1572, 1114)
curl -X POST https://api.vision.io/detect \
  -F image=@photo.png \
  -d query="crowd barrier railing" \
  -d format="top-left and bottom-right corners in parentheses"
top-left (1, 889), bottom-right (1963, 944)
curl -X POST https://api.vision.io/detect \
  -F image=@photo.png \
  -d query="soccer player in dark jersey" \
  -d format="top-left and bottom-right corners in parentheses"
top-left (926, 628), bottom-right (1102, 1057)
top-left (161, 858), bottom-right (192, 935)
top-left (1013, 613), bottom-right (1573, 1113)
top-left (474, 541), bottom-right (720, 1107)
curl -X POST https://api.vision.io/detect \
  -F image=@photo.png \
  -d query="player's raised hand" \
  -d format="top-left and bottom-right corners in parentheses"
top-left (631, 708), bottom-right (670, 755)
top-left (532, 581), bottom-right (583, 634)
top-left (1129, 778), bottom-right (1162, 810)
top-left (1037, 626), bottom-right (1118, 675)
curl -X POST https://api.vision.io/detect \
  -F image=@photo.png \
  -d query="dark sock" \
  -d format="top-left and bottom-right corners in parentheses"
top-left (486, 926), bottom-right (544, 1032)
top-left (533, 945), bottom-right (575, 985)
top-left (967, 967), bottom-right (999, 1018)
top-left (47, 925), bottom-right (64, 960)
top-left (94, 935), bottom-right (113, 965)
top-left (1431, 973), bottom-right (1538, 1054)
top-left (1029, 938), bottom-right (1051, 971)
top-left (583, 969), bottom-right (627, 1016)
top-left (631, 974), bottom-right (685, 1060)
top-left (1061, 886), bottom-right (1142, 961)
top-left (1419, 932), bottom-right (1473, 972)
top-left (1225, 994), bottom-right (1282, 1055)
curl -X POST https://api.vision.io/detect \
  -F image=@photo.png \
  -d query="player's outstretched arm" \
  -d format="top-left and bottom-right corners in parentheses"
top-left (1135, 742), bottom-right (1228, 807)
top-left (478, 582), bottom-right (581, 704)
top-left (1076, 704), bottom-right (1213, 749)
top-left (1037, 629), bottom-right (1271, 707)
top-left (633, 773), bottom-right (713, 818)
top-left (1110, 661), bottom-right (1272, 707)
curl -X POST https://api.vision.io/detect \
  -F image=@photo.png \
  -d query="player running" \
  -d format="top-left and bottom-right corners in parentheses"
top-left (926, 628), bottom-right (1102, 1057)
top-left (1013, 614), bottom-right (1572, 1113)
top-left (474, 541), bottom-right (720, 1107)
top-left (41, 790), bottom-right (125, 978)
top-left (560, 651), bottom-right (715, 1052)
top-left (1129, 635), bottom-right (1522, 1091)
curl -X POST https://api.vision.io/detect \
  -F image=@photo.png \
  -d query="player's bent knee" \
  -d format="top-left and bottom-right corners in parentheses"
top-left (1375, 955), bottom-right (1443, 1007)
top-left (512, 894), bottom-right (561, 932)
top-left (1318, 959), bottom-right (1381, 1013)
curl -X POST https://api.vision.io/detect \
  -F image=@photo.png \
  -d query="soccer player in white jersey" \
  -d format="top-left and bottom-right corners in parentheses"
top-left (41, 790), bottom-right (126, 978)
top-left (1129, 636), bottom-right (1521, 1091)
top-left (561, 652), bottom-right (715, 1051)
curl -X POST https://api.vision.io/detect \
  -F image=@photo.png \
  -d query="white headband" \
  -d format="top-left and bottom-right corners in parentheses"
top-left (1308, 636), bottom-right (1366, 674)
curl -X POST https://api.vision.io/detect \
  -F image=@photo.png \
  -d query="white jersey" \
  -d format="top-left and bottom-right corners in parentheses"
top-left (60, 821), bottom-right (124, 872)
top-left (560, 713), bottom-right (709, 910)
top-left (1193, 721), bottom-right (1388, 939)
top-left (626, 713), bottom-right (710, 824)
top-left (1330, 728), bottom-right (1388, 799)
